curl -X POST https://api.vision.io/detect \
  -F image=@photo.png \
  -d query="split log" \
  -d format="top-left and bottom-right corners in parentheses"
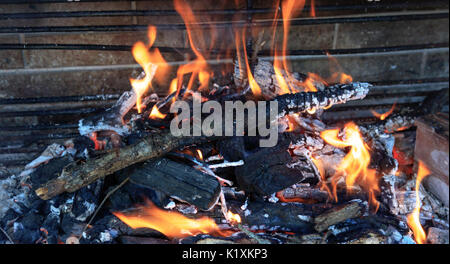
top-left (313, 200), bottom-right (366, 232)
top-left (129, 158), bottom-right (221, 211)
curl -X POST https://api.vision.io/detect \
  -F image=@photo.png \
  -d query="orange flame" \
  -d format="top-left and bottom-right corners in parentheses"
top-left (196, 149), bottom-right (203, 161)
top-left (326, 53), bottom-right (353, 84)
top-left (130, 26), bottom-right (169, 113)
top-left (320, 122), bottom-right (380, 211)
top-left (226, 211), bottom-right (242, 224)
top-left (310, 0), bottom-right (316, 17)
top-left (407, 161), bottom-right (431, 244)
top-left (113, 200), bottom-right (227, 239)
top-left (272, 0), bottom-right (306, 95)
top-left (174, 0), bottom-right (212, 94)
top-left (149, 105), bottom-right (166, 119)
top-left (237, 29), bottom-right (262, 97)
top-left (371, 103), bottom-right (396, 121)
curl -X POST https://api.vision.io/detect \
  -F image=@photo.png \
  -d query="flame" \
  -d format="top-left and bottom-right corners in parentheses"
top-left (149, 105), bottom-right (166, 119)
top-left (371, 103), bottom-right (396, 121)
top-left (130, 26), bottom-right (169, 113)
top-left (113, 200), bottom-right (227, 239)
top-left (88, 132), bottom-right (105, 150)
top-left (174, 0), bottom-right (212, 94)
top-left (196, 149), bottom-right (203, 161)
top-left (236, 29), bottom-right (262, 97)
top-left (310, 0), bottom-right (316, 17)
top-left (226, 211), bottom-right (242, 224)
top-left (407, 161), bottom-right (431, 244)
top-left (272, 0), bottom-right (306, 95)
top-left (275, 191), bottom-right (317, 204)
top-left (320, 122), bottom-right (380, 211)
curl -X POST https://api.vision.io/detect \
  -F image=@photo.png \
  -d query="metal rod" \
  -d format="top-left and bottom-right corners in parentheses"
top-left (0, 12), bottom-right (447, 34)
top-left (0, 94), bottom-right (120, 105)
top-left (0, 43), bottom-right (447, 59)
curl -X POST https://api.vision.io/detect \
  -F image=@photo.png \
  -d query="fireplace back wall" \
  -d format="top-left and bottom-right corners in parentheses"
top-left (0, 0), bottom-right (448, 175)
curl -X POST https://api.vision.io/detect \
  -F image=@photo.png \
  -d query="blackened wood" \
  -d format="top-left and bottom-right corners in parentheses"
top-left (34, 131), bottom-right (213, 200)
top-left (129, 158), bottom-right (221, 211)
top-left (34, 83), bottom-right (370, 200)
top-left (313, 201), bottom-right (365, 232)
top-left (235, 140), bottom-right (316, 197)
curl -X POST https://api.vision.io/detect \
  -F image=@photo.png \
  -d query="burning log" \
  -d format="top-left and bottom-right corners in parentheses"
top-left (34, 83), bottom-right (370, 200)
top-left (128, 158), bottom-right (221, 211)
top-left (313, 200), bottom-right (366, 232)
top-left (34, 131), bottom-right (213, 200)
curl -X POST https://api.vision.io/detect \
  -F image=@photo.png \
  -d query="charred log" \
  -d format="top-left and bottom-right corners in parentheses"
top-left (128, 158), bottom-right (221, 211)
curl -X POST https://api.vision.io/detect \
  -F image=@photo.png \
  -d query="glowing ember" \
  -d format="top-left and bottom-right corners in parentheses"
top-left (88, 132), bottom-right (105, 150)
top-left (196, 149), bottom-right (203, 161)
top-left (149, 105), bottom-right (166, 119)
top-left (407, 161), bottom-right (431, 244)
top-left (320, 122), bottom-right (380, 211)
top-left (113, 200), bottom-right (227, 239)
top-left (371, 103), bottom-right (396, 121)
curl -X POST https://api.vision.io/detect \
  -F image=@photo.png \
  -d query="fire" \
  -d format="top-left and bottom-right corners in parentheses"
top-left (88, 132), bottom-right (105, 150)
top-left (236, 29), bottom-right (262, 97)
top-left (226, 211), bottom-right (242, 224)
top-left (407, 161), bottom-right (431, 244)
top-left (174, 0), bottom-right (212, 94)
top-left (272, 0), bottom-right (306, 94)
top-left (196, 149), bottom-right (203, 161)
top-left (113, 200), bottom-right (227, 239)
top-left (130, 26), bottom-right (169, 113)
top-left (371, 103), bottom-right (396, 121)
top-left (149, 105), bottom-right (166, 119)
top-left (320, 122), bottom-right (380, 211)
top-left (326, 53), bottom-right (353, 84)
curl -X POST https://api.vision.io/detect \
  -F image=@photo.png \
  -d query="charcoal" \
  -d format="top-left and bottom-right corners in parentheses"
top-left (216, 136), bottom-right (246, 161)
top-left (129, 158), bottom-right (221, 211)
top-left (30, 155), bottom-right (73, 188)
top-left (235, 140), bottom-right (315, 197)
top-left (239, 201), bottom-right (314, 233)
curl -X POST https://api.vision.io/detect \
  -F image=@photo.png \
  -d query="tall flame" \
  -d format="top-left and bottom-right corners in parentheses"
top-left (174, 0), bottom-right (211, 94)
top-left (130, 26), bottom-right (169, 113)
top-left (113, 200), bottom-right (227, 239)
top-left (320, 122), bottom-right (380, 211)
top-left (407, 161), bottom-right (431, 244)
top-left (272, 0), bottom-right (306, 95)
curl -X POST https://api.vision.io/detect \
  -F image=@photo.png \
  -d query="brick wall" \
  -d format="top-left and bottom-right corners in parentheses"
top-left (0, 0), bottom-right (448, 98)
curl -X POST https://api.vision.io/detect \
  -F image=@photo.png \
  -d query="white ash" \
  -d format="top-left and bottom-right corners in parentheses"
top-left (164, 200), bottom-right (176, 210)
top-left (244, 209), bottom-right (252, 217)
top-left (297, 215), bottom-right (312, 222)
top-left (267, 193), bottom-right (279, 203)
top-left (240, 198), bottom-right (248, 211)
top-left (177, 204), bottom-right (198, 215)
top-left (263, 214), bottom-right (269, 218)
top-left (0, 174), bottom-right (32, 218)
top-left (75, 201), bottom-right (97, 222)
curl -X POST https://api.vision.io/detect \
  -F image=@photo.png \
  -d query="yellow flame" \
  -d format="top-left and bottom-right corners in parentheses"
top-left (320, 122), bottom-right (380, 211)
top-left (149, 105), bottom-right (166, 119)
top-left (407, 161), bottom-right (431, 244)
top-left (113, 200), bottom-right (229, 239)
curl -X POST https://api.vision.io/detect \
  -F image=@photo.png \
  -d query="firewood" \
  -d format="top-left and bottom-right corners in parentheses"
top-left (34, 84), bottom-right (370, 200)
top-left (34, 131), bottom-right (213, 200)
top-left (313, 200), bottom-right (366, 232)
top-left (235, 140), bottom-right (318, 197)
top-left (129, 158), bottom-right (221, 211)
